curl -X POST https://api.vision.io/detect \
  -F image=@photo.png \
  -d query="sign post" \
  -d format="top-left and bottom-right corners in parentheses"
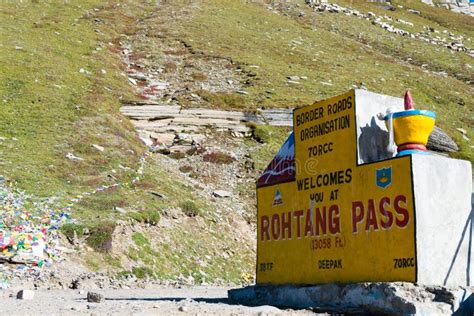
top-left (256, 89), bottom-right (472, 286)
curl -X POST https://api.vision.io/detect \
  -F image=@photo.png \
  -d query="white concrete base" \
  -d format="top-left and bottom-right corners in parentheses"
top-left (412, 154), bottom-right (473, 286)
top-left (228, 283), bottom-right (474, 315)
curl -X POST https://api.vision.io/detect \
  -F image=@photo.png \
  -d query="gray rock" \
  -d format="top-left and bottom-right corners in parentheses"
top-left (91, 144), bottom-right (105, 152)
top-left (427, 126), bottom-right (459, 152)
top-left (213, 190), bottom-right (232, 198)
top-left (149, 191), bottom-right (167, 199)
top-left (114, 207), bottom-right (127, 214)
top-left (16, 290), bottom-right (35, 300)
top-left (407, 9), bottom-right (421, 15)
top-left (155, 145), bottom-right (171, 155)
top-left (87, 292), bottom-right (104, 303)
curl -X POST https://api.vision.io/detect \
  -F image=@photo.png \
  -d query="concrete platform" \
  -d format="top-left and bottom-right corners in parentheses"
top-left (229, 283), bottom-right (474, 315)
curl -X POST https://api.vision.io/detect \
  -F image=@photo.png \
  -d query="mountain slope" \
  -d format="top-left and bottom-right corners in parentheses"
top-left (0, 0), bottom-right (472, 285)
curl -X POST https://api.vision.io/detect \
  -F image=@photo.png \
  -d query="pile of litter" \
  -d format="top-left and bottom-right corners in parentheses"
top-left (0, 176), bottom-right (70, 288)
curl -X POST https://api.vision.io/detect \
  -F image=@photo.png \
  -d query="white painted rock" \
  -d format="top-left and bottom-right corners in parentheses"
top-left (91, 144), bottom-right (105, 152)
top-left (16, 290), bottom-right (35, 300)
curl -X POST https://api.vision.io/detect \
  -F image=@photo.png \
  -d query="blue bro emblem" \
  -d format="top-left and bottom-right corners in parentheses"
top-left (376, 167), bottom-right (392, 188)
top-left (273, 188), bottom-right (283, 206)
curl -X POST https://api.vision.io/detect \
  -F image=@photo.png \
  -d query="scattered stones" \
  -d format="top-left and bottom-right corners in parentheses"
top-left (305, 2), bottom-right (473, 57)
top-left (87, 291), bottom-right (104, 303)
top-left (16, 289), bottom-right (35, 300)
top-left (178, 306), bottom-right (188, 312)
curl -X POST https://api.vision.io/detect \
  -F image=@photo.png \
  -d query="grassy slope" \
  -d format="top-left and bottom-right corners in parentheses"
top-left (0, 2), bottom-right (141, 197)
top-left (0, 2), bottom-right (254, 283)
top-left (159, 0), bottom-right (472, 161)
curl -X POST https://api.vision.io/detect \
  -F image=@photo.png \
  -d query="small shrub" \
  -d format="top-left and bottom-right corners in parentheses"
top-left (179, 165), bottom-right (193, 173)
top-left (203, 151), bottom-right (235, 164)
top-left (247, 122), bottom-right (270, 143)
top-left (116, 270), bottom-right (132, 279)
top-left (180, 200), bottom-right (200, 217)
top-left (164, 61), bottom-right (177, 73)
top-left (132, 267), bottom-right (154, 279)
top-left (86, 222), bottom-right (115, 253)
top-left (60, 223), bottom-right (86, 243)
top-left (128, 210), bottom-right (160, 225)
top-left (191, 72), bottom-right (208, 81)
top-left (196, 90), bottom-right (246, 108)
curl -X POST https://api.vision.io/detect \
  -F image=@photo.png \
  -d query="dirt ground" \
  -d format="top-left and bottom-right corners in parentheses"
top-left (1, 286), bottom-right (317, 315)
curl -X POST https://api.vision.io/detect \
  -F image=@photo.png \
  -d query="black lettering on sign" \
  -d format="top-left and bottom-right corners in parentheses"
top-left (318, 259), bottom-right (343, 269)
top-left (295, 107), bottom-right (324, 127)
top-left (393, 258), bottom-right (415, 269)
top-left (296, 168), bottom-right (352, 191)
top-left (307, 142), bottom-right (333, 157)
top-left (310, 237), bottom-right (332, 251)
top-left (259, 262), bottom-right (274, 272)
top-left (310, 192), bottom-right (324, 202)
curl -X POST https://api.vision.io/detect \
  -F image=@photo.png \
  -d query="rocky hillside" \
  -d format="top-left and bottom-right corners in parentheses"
top-left (0, 0), bottom-right (472, 288)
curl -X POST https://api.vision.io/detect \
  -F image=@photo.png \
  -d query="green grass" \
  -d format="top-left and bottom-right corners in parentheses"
top-left (123, 222), bottom-right (254, 283)
top-left (60, 223), bottom-right (86, 243)
top-left (0, 1), bottom-right (142, 198)
top-left (132, 232), bottom-right (150, 247)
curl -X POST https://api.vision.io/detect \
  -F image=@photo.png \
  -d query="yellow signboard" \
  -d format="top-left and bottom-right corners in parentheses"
top-left (257, 90), bottom-right (416, 284)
